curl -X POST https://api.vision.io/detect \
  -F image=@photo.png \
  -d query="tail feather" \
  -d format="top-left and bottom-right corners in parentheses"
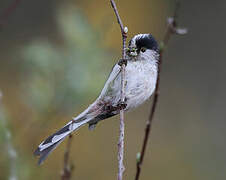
top-left (34, 119), bottom-right (90, 165)
top-left (35, 137), bottom-right (66, 165)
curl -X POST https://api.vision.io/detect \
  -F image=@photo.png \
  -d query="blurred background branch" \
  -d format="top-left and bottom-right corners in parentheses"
top-left (0, 91), bottom-right (18, 180)
top-left (0, 0), bottom-right (22, 27)
top-left (135, 2), bottom-right (187, 180)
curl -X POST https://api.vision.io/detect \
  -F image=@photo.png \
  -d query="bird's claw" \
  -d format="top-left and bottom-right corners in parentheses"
top-left (117, 101), bottom-right (127, 110)
top-left (118, 58), bottom-right (127, 66)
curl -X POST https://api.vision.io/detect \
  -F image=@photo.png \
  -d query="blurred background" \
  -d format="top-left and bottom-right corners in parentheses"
top-left (0, 0), bottom-right (226, 179)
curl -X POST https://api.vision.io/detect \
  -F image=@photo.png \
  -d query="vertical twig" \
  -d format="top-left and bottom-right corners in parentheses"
top-left (110, 1), bottom-right (128, 180)
top-left (61, 134), bottom-right (74, 180)
top-left (135, 2), bottom-right (187, 180)
top-left (0, 0), bottom-right (22, 27)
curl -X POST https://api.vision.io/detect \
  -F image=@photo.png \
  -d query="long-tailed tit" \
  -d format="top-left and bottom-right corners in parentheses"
top-left (34, 34), bottom-right (159, 165)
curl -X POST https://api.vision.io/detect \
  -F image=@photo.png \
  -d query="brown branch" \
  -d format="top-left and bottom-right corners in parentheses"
top-left (110, 1), bottom-right (128, 180)
top-left (61, 134), bottom-right (74, 180)
top-left (0, 0), bottom-right (22, 27)
top-left (135, 2), bottom-right (187, 180)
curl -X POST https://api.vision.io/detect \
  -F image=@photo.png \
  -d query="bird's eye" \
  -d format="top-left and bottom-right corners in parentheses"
top-left (140, 47), bottom-right (147, 52)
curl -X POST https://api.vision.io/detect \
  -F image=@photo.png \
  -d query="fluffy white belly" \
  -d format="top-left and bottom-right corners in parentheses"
top-left (107, 60), bottom-right (157, 110)
top-left (124, 61), bottom-right (157, 110)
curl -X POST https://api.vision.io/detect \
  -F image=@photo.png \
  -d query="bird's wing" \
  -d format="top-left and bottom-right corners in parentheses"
top-left (34, 63), bottom-right (122, 165)
top-left (98, 63), bottom-right (121, 99)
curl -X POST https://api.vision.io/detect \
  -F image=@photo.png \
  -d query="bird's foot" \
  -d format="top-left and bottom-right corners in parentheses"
top-left (104, 101), bottom-right (127, 112)
top-left (117, 101), bottom-right (127, 110)
top-left (118, 58), bottom-right (127, 66)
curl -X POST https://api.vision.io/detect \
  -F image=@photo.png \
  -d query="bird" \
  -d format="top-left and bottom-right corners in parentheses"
top-left (34, 33), bottom-right (159, 165)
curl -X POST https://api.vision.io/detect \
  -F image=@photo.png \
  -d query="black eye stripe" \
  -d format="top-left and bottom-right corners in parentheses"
top-left (135, 34), bottom-right (159, 52)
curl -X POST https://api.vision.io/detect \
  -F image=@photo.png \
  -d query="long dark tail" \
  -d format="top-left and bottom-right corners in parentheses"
top-left (34, 118), bottom-right (91, 165)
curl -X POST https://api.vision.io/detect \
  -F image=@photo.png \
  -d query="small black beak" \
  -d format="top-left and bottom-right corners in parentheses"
top-left (126, 47), bottom-right (138, 57)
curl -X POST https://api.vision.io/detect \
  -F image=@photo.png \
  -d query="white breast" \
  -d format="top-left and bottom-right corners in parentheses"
top-left (99, 55), bottom-right (158, 111)
top-left (124, 60), bottom-right (157, 110)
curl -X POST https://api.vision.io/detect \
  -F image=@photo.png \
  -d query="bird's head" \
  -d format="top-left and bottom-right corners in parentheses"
top-left (127, 34), bottom-right (159, 62)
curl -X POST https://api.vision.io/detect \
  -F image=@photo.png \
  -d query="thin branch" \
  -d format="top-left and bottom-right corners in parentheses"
top-left (0, 0), bottom-right (22, 27)
top-left (61, 134), bottom-right (74, 180)
top-left (110, 1), bottom-right (128, 180)
top-left (135, 2), bottom-right (187, 180)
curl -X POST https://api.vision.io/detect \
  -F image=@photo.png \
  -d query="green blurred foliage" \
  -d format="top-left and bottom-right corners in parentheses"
top-left (20, 8), bottom-right (110, 116)
top-left (1, 3), bottom-right (114, 180)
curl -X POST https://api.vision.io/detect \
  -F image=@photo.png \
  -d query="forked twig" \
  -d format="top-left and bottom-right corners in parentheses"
top-left (135, 2), bottom-right (187, 180)
top-left (110, 0), bottom-right (128, 180)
